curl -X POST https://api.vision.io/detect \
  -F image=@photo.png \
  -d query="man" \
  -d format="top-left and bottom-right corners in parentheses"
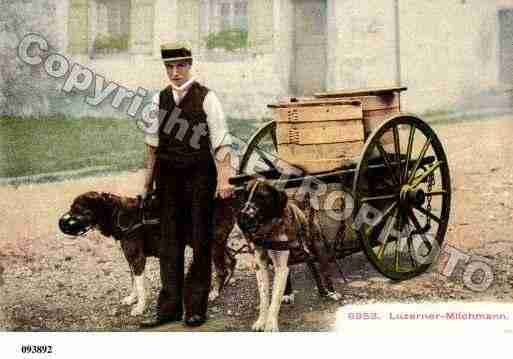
top-left (141, 43), bottom-right (235, 328)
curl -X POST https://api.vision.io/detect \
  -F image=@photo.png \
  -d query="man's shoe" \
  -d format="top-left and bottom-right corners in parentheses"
top-left (140, 313), bottom-right (182, 329)
top-left (184, 314), bottom-right (207, 327)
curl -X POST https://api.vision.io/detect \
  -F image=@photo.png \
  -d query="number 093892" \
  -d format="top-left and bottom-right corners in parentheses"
top-left (20, 345), bottom-right (53, 354)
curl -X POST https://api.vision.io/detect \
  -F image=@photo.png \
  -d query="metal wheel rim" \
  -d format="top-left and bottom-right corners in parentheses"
top-left (237, 121), bottom-right (277, 175)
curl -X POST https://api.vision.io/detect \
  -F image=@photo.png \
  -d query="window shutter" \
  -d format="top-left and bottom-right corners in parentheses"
top-left (130, 0), bottom-right (155, 55)
top-left (248, 0), bottom-right (273, 54)
top-left (68, 0), bottom-right (89, 54)
top-left (177, 0), bottom-right (201, 51)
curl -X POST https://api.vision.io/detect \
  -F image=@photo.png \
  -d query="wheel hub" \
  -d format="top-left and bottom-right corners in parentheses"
top-left (400, 185), bottom-right (426, 207)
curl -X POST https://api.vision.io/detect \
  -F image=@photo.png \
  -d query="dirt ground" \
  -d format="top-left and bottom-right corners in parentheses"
top-left (0, 115), bottom-right (512, 331)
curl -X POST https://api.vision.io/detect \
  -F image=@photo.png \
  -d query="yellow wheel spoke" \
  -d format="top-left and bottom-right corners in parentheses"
top-left (411, 161), bottom-right (442, 188)
top-left (377, 207), bottom-right (399, 260)
top-left (408, 136), bottom-right (432, 184)
top-left (403, 126), bottom-right (416, 182)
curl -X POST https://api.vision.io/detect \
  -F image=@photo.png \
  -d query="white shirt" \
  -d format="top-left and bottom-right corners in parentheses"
top-left (144, 80), bottom-right (232, 154)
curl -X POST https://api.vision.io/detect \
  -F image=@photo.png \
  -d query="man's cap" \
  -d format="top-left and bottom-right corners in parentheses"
top-left (161, 43), bottom-right (192, 63)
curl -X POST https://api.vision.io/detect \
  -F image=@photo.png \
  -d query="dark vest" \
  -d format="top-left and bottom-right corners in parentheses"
top-left (156, 82), bottom-right (214, 168)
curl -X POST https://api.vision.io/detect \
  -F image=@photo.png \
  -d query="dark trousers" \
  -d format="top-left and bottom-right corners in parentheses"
top-left (155, 159), bottom-right (217, 318)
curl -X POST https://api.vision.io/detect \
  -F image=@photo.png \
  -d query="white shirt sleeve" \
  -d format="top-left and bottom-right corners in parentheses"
top-left (144, 93), bottom-right (160, 147)
top-left (203, 91), bottom-right (232, 153)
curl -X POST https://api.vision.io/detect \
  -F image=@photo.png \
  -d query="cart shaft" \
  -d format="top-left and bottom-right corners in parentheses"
top-left (230, 155), bottom-right (436, 190)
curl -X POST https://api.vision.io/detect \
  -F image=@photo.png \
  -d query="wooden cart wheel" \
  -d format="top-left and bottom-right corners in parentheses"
top-left (237, 121), bottom-right (279, 175)
top-left (353, 114), bottom-right (451, 280)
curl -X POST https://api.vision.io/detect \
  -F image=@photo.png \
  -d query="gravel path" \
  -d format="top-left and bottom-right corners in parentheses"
top-left (1, 115), bottom-right (512, 331)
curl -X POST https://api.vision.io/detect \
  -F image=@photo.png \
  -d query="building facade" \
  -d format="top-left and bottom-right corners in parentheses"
top-left (50, 0), bottom-right (513, 118)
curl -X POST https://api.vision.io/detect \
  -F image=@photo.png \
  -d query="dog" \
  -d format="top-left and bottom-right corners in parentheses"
top-left (237, 179), bottom-right (342, 332)
top-left (59, 191), bottom-right (236, 316)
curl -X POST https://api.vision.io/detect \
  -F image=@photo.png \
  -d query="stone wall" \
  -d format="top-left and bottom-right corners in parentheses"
top-left (0, 0), bottom-right (60, 117)
top-left (4, 0), bottom-right (513, 119)
top-left (324, 0), bottom-right (513, 114)
top-left (327, 0), bottom-right (398, 91)
top-left (398, 0), bottom-right (508, 113)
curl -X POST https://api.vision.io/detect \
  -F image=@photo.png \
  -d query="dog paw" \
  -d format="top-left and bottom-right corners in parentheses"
top-left (251, 317), bottom-right (267, 331)
top-left (264, 318), bottom-right (279, 332)
top-left (281, 293), bottom-right (295, 304)
top-left (130, 304), bottom-right (146, 316)
top-left (326, 291), bottom-right (342, 301)
top-left (208, 289), bottom-right (220, 302)
top-left (121, 295), bottom-right (137, 306)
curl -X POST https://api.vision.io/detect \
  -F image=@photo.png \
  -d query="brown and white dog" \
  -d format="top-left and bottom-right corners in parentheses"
top-left (237, 179), bottom-right (342, 332)
top-left (59, 191), bottom-right (236, 316)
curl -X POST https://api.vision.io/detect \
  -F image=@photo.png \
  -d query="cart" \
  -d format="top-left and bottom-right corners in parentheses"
top-left (229, 86), bottom-right (451, 281)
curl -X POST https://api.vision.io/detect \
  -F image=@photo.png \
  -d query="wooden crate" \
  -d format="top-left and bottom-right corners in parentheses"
top-left (315, 87), bottom-right (407, 145)
top-left (268, 99), bottom-right (365, 173)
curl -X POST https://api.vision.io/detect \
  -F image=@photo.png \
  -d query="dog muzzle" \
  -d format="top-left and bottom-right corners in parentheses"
top-left (237, 203), bottom-right (261, 234)
top-left (59, 212), bottom-right (93, 236)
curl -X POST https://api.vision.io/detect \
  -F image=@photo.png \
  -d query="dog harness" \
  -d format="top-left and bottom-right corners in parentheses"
top-left (100, 193), bottom-right (153, 239)
top-left (242, 181), bottom-right (308, 252)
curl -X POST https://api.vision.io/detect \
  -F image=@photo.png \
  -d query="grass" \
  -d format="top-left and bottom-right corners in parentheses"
top-left (0, 115), bottom-right (145, 180)
top-left (0, 115), bottom-right (260, 183)
top-left (424, 108), bottom-right (512, 127)
top-left (229, 117), bottom-right (267, 142)
top-left (421, 108), bottom-right (455, 118)
top-left (6, 109), bottom-right (507, 185)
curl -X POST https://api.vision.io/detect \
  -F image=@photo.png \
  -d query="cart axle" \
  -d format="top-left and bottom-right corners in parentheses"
top-left (400, 186), bottom-right (426, 207)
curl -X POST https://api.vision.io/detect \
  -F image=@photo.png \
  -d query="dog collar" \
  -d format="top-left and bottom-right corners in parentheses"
top-left (100, 193), bottom-right (146, 239)
top-left (252, 238), bottom-right (294, 251)
top-left (250, 217), bottom-right (295, 251)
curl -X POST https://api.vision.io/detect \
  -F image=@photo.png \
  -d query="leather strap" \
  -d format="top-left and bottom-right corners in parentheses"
top-left (253, 238), bottom-right (297, 251)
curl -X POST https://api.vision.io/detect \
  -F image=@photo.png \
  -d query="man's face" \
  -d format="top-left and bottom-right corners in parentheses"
top-left (165, 62), bottom-right (191, 87)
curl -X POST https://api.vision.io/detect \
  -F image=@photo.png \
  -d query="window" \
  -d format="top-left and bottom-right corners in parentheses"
top-left (200, 0), bottom-right (249, 58)
top-left (214, 1), bottom-right (249, 31)
top-left (233, 1), bottom-right (248, 30)
top-left (68, 0), bottom-right (154, 56)
top-left (220, 3), bottom-right (231, 30)
top-left (91, 0), bottom-right (131, 55)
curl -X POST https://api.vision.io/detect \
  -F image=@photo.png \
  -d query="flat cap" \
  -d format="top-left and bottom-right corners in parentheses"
top-left (160, 42), bottom-right (192, 63)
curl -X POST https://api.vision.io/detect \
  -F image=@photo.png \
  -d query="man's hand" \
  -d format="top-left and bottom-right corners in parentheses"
top-left (143, 144), bottom-right (157, 199)
top-left (215, 145), bottom-right (235, 199)
top-left (141, 187), bottom-right (151, 201)
top-left (216, 176), bottom-right (235, 199)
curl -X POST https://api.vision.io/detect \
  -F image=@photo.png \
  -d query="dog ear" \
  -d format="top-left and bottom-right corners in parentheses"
top-left (84, 192), bottom-right (105, 213)
top-left (81, 192), bottom-right (115, 236)
top-left (97, 193), bottom-right (117, 236)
